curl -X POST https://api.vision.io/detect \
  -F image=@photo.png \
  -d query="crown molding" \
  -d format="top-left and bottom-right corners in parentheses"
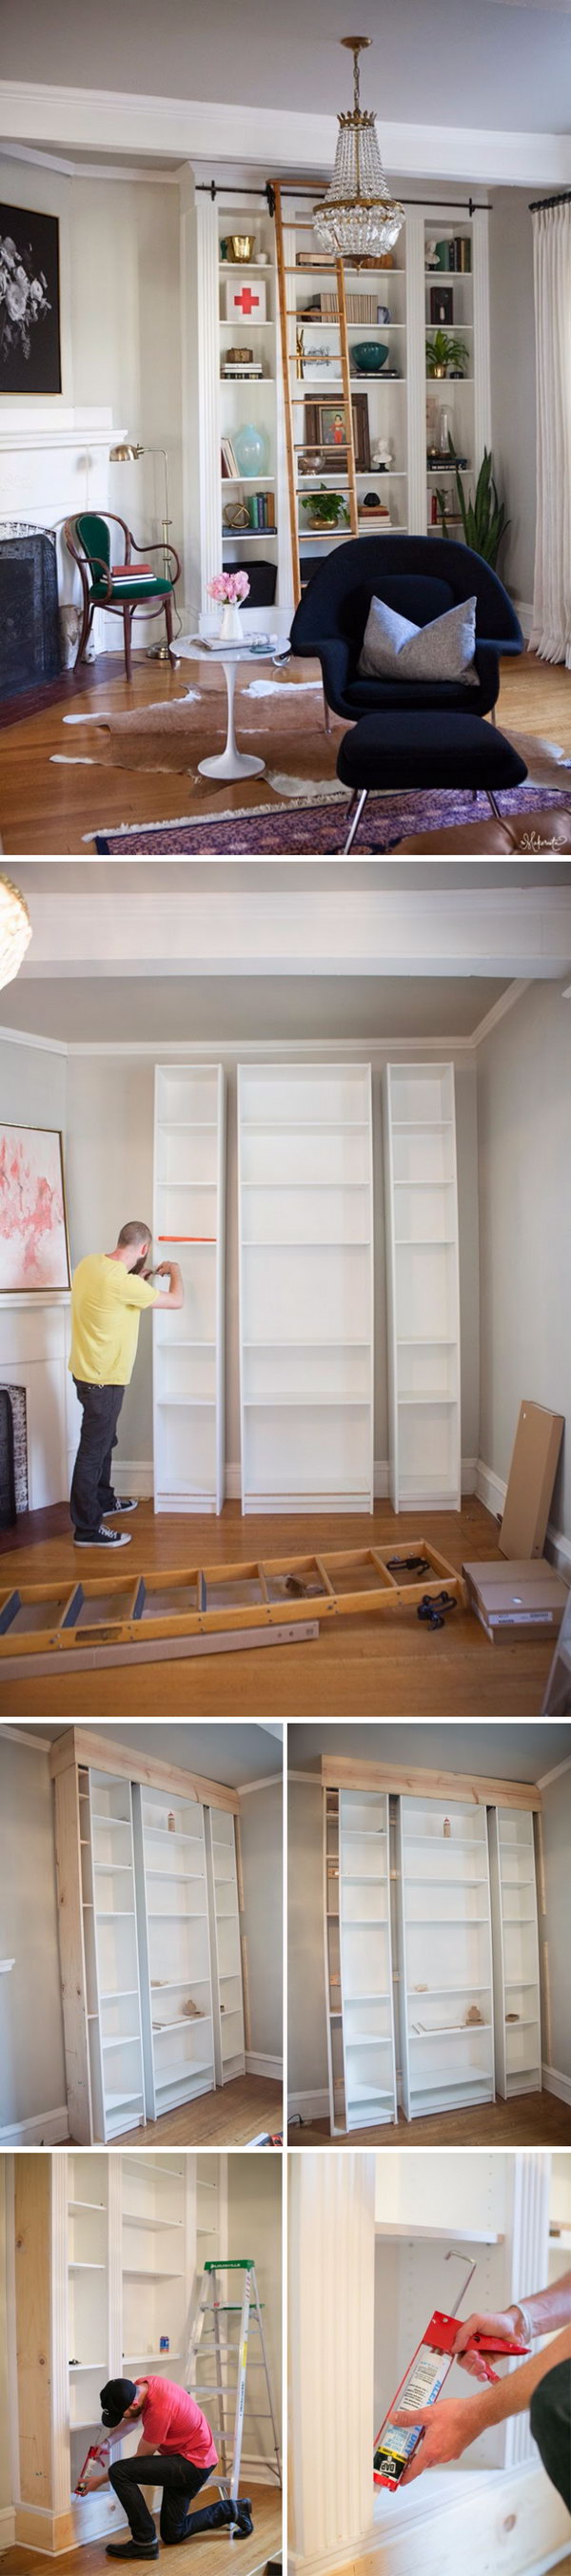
top-left (1, 79), bottom-right (571, 187)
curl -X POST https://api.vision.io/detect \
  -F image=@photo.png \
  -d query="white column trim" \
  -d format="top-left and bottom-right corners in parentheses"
top-left (472, 208), bottom-right (492, 465)
top-left (405, 210), bottom-right (426, 537)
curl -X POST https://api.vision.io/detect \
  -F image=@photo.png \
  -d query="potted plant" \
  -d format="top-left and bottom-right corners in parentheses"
top-left (436, 440), bottom-right (509, 568)
top-left (425, 329), bottom-right (469, 379)
top-left (300, 483), bottom-right (349, 533)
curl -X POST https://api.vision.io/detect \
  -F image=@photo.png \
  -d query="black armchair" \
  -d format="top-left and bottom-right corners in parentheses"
top-left (289, 536), bottom-right (523, 722)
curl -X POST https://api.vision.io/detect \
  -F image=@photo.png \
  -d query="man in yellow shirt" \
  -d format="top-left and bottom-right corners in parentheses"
top-left (69, 1219), bottom-right (183, 1550)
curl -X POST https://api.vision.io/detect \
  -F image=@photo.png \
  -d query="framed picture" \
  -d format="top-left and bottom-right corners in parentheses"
top-left (0, 1124), bottom-right (70, 1292)
top-left (0, 203), bottom-right (62, 394)
top-left (305, 393), bottom-right (370, 472)
top-left (430, 284), bottom-right (454, 326)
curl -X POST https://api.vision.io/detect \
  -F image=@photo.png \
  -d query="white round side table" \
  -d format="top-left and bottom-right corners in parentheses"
top-left (176, 638), bottom-right (280, 782)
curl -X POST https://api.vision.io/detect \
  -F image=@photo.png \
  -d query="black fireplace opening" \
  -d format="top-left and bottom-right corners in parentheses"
top-left (0, 531), bottom-right (61, 700)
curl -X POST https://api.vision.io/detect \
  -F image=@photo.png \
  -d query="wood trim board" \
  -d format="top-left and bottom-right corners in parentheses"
top-left (320, 1755), bottom-right (541, 1809)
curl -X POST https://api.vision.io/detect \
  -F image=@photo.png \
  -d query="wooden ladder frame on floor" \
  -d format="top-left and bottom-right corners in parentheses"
top-left (273, 180), bottom-right (359, 608)
top-left (0, 1540), bottom-right (467, 1672)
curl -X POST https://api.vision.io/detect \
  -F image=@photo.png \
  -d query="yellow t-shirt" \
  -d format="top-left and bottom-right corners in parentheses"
top-left (69, 1255), bottom-right (158, 1387)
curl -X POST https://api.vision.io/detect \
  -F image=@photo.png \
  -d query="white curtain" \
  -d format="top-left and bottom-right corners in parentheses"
top-left (531, 199), bottom-right (571, 665)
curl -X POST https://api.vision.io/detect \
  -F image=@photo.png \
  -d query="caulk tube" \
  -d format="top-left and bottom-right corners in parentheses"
top-left (374, 2336), bottom-right (454, 2489)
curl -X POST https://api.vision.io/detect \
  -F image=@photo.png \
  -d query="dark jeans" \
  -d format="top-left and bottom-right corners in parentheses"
top-left (530, 2360), bottom-right (571, 2512)
top-left (70, 1379), bottom-right (126, 1537)
top-left (108, 2453), bottom-right (228, 2546)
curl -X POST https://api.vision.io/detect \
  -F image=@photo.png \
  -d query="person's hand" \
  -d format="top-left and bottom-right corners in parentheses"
top-left (392, 2393), bottom-right (484, 2484)
top-left (453, 2309), bottom-right (525, 2382)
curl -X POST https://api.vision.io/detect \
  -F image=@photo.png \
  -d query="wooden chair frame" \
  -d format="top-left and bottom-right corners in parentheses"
top-left (64, 510), bottom-right (182, 680)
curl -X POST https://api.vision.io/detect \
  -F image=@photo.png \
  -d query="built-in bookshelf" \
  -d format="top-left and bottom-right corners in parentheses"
top-left (237, 1060), bottom-right (374, 1511)
top-left (384, 1062), bottom-right (462, 1510)
top-left (81, 1768), bottom-right (146, 2144)
top-left (424, 220), bottom-right (475, 537)
top-left (133, 1785), bottom-right (216, 2120)
top-left (488, 1807), bottom-right (541, 2098)
top-left (205, 1808), bottom-right (246, 2085)
top-left (324, 1786), bottom-right (397, 2133)
top-left (153, 1064), bottom-right (226, 1512)
top-left (397, 1794), bottom-right (495, 2117)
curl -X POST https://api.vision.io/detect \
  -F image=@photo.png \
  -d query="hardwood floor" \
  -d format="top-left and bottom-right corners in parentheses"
top-left (104, 2076), bottom-right (283, 2146)
top-left (0, 2486), bottom-right (281, 2576)
top-left (287, 2089), bottom-right (571, 2147)
top-left (1, 645), bottom-right (570, 853)
top-left (0, 1495), bottom-right (554, 1715)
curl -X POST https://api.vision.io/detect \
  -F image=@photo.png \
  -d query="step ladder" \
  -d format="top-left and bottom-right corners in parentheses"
top-left (186, 2258), bottom-right (282, 2499)
top-left (273, 181), bottom-right (359, 607)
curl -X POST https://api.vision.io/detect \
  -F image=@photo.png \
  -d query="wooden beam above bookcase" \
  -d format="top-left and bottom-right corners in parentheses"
top-left (321, 1754), bottom-right (541, 1810)
top-left (49, 1727), bottom-right (240, 1814)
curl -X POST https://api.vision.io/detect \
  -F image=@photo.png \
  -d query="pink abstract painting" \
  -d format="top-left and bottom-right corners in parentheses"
top-left (0, 1123), bottom-right (70, 1292)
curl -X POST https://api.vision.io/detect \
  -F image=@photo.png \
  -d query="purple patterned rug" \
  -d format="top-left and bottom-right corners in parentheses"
top-left (94, 783), bottom-right (571, 856)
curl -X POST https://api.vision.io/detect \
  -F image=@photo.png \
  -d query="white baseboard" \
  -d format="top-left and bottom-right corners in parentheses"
top-left (542, 2062), bottom-right (571, 2107)
top-left (288, 2087), bottom-right (329, 2123)
top-left (476, 1457), bottom-right (571, 1577)
top-left (246, 2051), bottom-right (283, 2081)
top-left (0, 2508), bottom-right (15, 2548)
top-left (0, 2104), bottom-right (69, 2145)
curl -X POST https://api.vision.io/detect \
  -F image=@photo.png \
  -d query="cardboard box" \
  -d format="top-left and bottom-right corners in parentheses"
top-left (500, 1401), bottom-right (564, 1560)
top-left (463, 1556), bottom-right (567, 1643)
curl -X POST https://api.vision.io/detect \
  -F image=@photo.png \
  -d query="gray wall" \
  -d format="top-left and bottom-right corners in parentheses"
top-left (240, 1783), bottom-right (283, 2064)
top-left (0, 1741), bottom-right (68, 2132)
top-left (61, 1044), bottom-right (480, 1484)
top-left (287, 1779), bottom-right (328, 2105)
top-left (490, 190), bottom-right (537, 610)
top-left (477, 980), bottom-right (571, 1545)
top-left (541, 1767), bottom-right (571, 2079)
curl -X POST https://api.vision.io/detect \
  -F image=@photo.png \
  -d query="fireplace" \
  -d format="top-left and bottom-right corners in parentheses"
top-left (0, 531), bottom-right (61, 700)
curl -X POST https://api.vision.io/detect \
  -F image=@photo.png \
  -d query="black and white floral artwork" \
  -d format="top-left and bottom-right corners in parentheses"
top-left (0, 203), bottom-right (62, 393)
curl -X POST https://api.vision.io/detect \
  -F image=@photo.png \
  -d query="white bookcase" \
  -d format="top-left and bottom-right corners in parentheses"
top-left (205, 1807), bottom-right (246, 2085)
top-left (81, 1766), bottom-right (146, 2144)
top-left (384, 1061), bottom-right (461, 1510)
top-left (133, 1785), bottom-right (216, 2120)
top-left (237, 1061), bottom-right (374, 1511)
top-left (488, 1807), bottom-right (541, 2098)
top-left (153, 1064), bottom-right (226, 1513)
top-left (324, 1786), bottom-right (397, 2133)
top-left (397, 1794), bottom-right (495, 2117)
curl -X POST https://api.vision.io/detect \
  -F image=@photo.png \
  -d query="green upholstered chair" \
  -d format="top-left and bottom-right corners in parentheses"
top-left (64, 511), bottom-right (181, 680)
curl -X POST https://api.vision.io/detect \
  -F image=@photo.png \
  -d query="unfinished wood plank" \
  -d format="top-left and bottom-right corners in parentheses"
top-left (320, 1754), bottom-right (541, 1809)
top-left (14, 2158), bottom-right (52, 2508)
top-left (49, 1728), bottom-right (240, 1813)
top-left (53, 1765), bottom-right (92, 2146)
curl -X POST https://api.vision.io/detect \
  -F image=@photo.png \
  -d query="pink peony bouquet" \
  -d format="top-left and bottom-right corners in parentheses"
top-left (207, 571), bottom-right (250, 605)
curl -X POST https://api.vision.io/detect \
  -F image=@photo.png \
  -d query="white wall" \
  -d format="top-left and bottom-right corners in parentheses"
top-left (0, 154), bottom-right (184, 623)
top-left (62, 1044), bottom-right (480, 1495)
top-left (0, 1742), bottom-right (68, 2136)
top-left (240, 1782), bottom-right (283, 2068)
top-left (226, 2155), bottom-right (282, 2475)
top-left (490, 191), bottom-right (537, 612)
top-left (477, 981), bottom-right (571, 1554)
top-left (540, 1766), bottom-right (571, 2083)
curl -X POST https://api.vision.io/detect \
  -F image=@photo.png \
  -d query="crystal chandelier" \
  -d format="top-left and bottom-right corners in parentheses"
top-left (313, 36), bottom-right (404, 261)
top-left (0, 875), bottom-right (31, 991)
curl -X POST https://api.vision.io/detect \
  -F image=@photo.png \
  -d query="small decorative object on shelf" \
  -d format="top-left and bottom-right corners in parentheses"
top-left (207, 568), bottom-right (250, 641)
top-left (352, 340), bottom-right (389, 374)
top-left (232, 420), bottom-right (269, 476)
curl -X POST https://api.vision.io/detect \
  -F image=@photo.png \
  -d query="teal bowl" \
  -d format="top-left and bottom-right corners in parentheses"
top-left (352, 341), bottom-right (389, 374)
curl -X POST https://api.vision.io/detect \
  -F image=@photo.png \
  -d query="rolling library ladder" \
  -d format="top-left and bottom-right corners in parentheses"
top-left (186, 2258), bottom-right (282, 2496)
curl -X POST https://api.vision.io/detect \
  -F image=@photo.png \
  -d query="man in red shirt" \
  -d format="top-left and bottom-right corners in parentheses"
top-left (91, 2378), bottom-right (253, 2557)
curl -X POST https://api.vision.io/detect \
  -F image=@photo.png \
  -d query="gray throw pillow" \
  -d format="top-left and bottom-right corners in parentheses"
top-left (358, 591), bottom-right (479, 684)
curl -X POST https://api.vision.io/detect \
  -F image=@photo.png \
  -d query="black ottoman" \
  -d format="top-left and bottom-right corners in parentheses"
top-left (336, 710), bottom-right (528, 851)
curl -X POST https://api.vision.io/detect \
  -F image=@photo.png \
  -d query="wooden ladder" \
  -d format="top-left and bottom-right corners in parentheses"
top-left (273, 181), bottom-right (359, 607)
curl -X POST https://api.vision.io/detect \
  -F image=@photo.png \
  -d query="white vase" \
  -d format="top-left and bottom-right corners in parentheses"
top-left (220, 600), bottom-right (243, 642)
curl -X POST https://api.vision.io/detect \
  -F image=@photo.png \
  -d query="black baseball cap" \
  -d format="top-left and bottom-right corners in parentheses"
top-left (100, 2379), bottom-right (138, 2428)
